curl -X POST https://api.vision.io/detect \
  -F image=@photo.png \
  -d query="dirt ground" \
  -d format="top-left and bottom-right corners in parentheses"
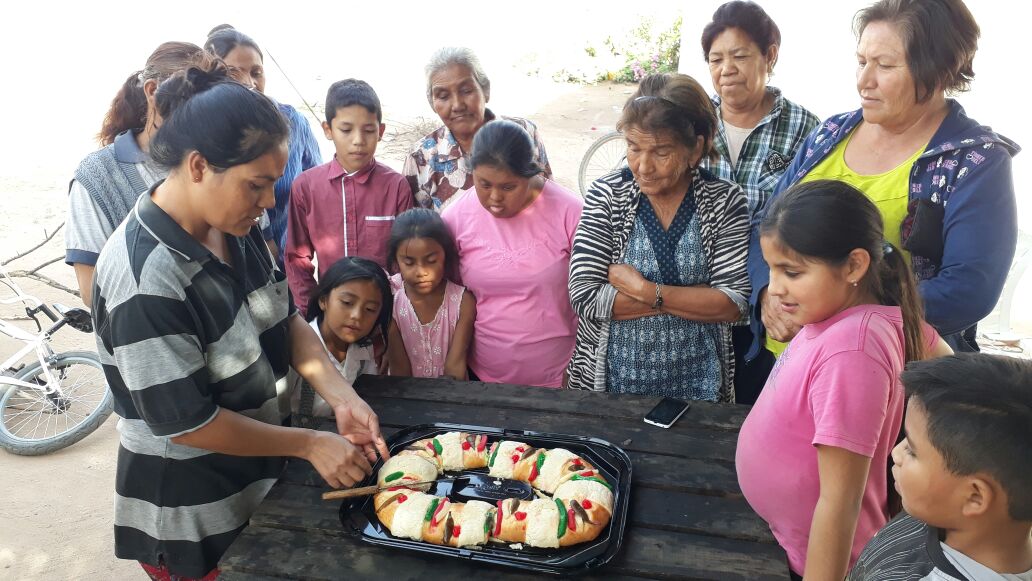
top-left (0, 81), bottom-right (631, 581)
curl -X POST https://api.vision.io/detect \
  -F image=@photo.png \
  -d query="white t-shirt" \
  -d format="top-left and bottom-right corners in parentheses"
top-left (939, 543), bottom-right (1032, 581)
top-left (724, 122), bottom-right (754, 169)
top-left (288, 318), bottom-right (377, 417)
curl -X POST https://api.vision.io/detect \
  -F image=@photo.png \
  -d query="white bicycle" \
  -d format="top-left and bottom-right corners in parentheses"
top-left (0, 264), bottom-right (112, 455)
top-left (578, 130), bottom-right (626, 195)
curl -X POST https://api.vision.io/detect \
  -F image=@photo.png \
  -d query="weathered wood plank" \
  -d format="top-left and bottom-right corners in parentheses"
top-left (222, 522), bottom-right (785, 580)
top-left (354, 375), bottom-right (750, 432)
top-left (354, 397), bottom-right (739, 464)
top-left (221, 525), bottom-right (651, 580)
top-left (626, 451), bottom-right (741, 497)
top-left (608, 527), bottom-right (788, 580)
top-left (628, 487), bottom-right (774, 544)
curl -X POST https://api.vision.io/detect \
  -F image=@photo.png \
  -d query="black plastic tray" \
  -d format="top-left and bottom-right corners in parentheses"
top-left (337, 423), bottom-right (632, 576)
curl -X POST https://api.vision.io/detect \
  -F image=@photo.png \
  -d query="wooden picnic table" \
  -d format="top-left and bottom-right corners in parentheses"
top-left (219, 376), bottom-right (789, 580)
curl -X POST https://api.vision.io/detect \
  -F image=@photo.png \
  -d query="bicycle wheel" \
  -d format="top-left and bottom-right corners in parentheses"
top-left (0, 351), bottom-right (113, 455)
top-left (578, 130), bottom-right (626, 196)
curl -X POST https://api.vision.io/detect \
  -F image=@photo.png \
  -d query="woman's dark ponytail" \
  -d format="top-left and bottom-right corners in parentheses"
top-left (874, 243), bottom-right (926, 363)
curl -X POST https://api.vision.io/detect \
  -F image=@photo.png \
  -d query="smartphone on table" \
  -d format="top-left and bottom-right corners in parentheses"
top-left (643, 397), bottom-right (691, 429)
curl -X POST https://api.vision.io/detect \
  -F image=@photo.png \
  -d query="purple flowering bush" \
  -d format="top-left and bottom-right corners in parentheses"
top-left (608, 16), bottom-right (681, 83)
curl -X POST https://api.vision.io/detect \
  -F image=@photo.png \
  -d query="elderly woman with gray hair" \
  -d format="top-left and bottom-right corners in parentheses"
top-left (567, 73), bottom-right (751, 401)
top-left (403, 46), bottom-right (552, 210)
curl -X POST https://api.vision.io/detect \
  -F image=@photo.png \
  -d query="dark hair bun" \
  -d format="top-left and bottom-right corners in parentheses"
top-left (207, 23), bottom-right (236, 37)
top-left (155, 64), bottom-right (230, 121)
top-left (186, 66), bottom-right (226, 93)
top-left (470, 120), bottom-right (542, 178)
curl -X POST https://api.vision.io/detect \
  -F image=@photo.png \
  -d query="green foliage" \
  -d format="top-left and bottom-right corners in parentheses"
top-left (518, 14), bottom-right (682, 84)
top-left (604, 16), bottom-right (682, 83)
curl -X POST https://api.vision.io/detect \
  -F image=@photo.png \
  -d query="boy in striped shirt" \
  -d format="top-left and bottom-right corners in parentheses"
top-left (849, 354), bottom-right (1032, 581)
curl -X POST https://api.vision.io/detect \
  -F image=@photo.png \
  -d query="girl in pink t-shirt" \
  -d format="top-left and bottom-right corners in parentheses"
top-left (736, 180), bottom-right (950, 579)
top-left (386, 208), bottom-right (476, 380)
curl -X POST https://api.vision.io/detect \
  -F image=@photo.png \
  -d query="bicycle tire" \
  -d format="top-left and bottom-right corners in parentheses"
top-left (0, 351), bottom-right (113, 456)
top-left (578, 130), bottom-right (626, 196)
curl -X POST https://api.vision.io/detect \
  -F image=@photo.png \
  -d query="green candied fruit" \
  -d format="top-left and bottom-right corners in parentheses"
top-left (424, 498), bottom-right (440, 522)
top-left (383, 471), bottom-right (404, 483)
top-left (555, 498), bottom-right (567, 538)
top-left (489, 443), bottom-right (500, 467)
top-left (571, 474), bottom-right (613, 490)
top-left (432, 438), bottom-right (443, 455)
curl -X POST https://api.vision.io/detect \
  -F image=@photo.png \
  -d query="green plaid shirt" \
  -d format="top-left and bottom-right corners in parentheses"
top-left (700, 87), bottom-right (819, 217)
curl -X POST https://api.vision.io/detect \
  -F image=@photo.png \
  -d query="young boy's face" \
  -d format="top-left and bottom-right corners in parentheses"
top-left (892, 398), bottom-right (968, 527)
top-left (322, 104), bottom-right (384, 174)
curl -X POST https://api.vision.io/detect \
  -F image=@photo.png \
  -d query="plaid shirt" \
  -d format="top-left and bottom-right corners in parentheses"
top-left (403, 109), bottom-right (551, 211)
top-left (700, 87), bottom-right (819, 217)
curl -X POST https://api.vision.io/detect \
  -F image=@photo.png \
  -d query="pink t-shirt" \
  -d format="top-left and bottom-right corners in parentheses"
top-left (441, 180), bottom-right (582, 387)
top-left (736, 304), bottom-right (937, 574)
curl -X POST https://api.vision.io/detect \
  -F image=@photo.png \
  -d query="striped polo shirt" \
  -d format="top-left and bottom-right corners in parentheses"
top-left (849, 512), bottom-right (1032, 580)
top-left (92, 186), bottom-right (295, 577)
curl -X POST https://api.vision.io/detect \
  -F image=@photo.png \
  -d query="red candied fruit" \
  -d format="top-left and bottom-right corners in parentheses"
top-left (397, 494), bottom-right (408, 503)
top-left (515, 446), bottom-right (526, 453)
top-left (581, 500), bottom-right (593, 509)
top-left (452, 525), bottom-right (461, 537)
top-left (580, 470), bottom-right (594, 477)
top-left (511, 454), bottom-right (520, 464)
top-left (514, 511), bottom-right (527, 521)
top-left (461, 441), bottom-right (471, 451)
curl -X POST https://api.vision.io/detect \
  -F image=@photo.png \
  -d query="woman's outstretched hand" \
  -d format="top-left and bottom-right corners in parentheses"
top-left (305, 430), bottom-right (373, 488)
top-left (333, 397), bottom-right (391, 464)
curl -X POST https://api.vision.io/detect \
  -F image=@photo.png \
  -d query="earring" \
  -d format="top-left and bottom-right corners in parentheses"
top-left (193, 176), bottom-right (201, 183)
top-left (850, 280), bottom-right (858, 287)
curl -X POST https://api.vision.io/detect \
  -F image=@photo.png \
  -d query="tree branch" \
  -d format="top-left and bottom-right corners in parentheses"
top-left (7, 272), bottom-right (80, 298)
top-left (1, 222), bottom-right (65, 266)
top-left (25, 256), bottom-right (63, 275)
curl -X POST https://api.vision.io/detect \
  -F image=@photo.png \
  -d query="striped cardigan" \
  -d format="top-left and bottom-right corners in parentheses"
top-left (566, 167), bottom-right (751, 400)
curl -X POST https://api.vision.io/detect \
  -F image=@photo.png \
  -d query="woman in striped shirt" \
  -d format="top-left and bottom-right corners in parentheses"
top-left (567, 73), bottom-right (751, 401)
top-left (93, 66), bottom-right (388, 580)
